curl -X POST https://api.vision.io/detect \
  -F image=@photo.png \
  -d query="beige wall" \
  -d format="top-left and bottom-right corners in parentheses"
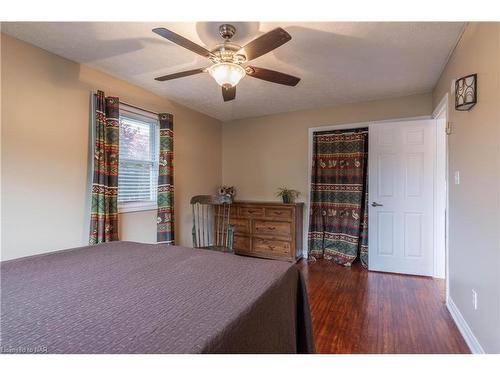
top-left (222, 93), bottom-right (432, 202)
top-left (432, 22), bottom-right (500, 353)
top-left (1, 34), bottom-right (222, 260)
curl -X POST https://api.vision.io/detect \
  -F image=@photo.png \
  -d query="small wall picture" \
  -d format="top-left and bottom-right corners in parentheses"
top-left (455, 73), bottom-right (477, 111)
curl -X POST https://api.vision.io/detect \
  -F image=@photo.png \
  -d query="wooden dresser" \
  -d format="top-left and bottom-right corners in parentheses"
top-left (229, 201), bottom-right (304, 262)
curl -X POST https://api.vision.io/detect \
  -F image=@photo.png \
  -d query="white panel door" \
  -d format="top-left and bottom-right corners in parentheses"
top-left (368, 119), bottom-right (436, 276)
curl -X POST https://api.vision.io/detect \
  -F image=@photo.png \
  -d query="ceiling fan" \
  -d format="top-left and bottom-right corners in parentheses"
top-left (152, 24), bottom-right (301, 102)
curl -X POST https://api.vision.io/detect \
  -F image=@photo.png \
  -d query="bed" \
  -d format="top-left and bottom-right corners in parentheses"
top-left (0, 241), bottom-right (314, 354)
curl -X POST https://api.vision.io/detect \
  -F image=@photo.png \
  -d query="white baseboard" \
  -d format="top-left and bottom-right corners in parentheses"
top-left (446, 297), bottom-right (485, 354)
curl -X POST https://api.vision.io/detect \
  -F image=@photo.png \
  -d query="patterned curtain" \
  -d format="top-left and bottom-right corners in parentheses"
top-left (157, 113), bottom-right (174, 244)
top-left (89, 91), bottom-right (120, 244)
top-left (308, 128), bottom-right (368, 267)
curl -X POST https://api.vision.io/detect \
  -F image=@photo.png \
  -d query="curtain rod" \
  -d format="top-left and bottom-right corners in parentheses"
top-left (91, 90), bottom-right (160, 116)
top-left (313, 127), bottom-right (368, 135)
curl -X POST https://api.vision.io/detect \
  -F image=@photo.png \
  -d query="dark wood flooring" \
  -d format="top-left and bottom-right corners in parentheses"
top-left (297, 259), bottom-right (470, 354)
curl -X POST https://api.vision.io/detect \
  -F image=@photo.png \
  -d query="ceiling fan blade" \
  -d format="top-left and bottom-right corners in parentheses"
top-left (222, 85), bottom-right (236, 102)
top-left (154, 68), bottom-right (206, 82)
top-left (246, 66), bottom-right (300, 86)
top-left (238, 28), bottom-right (291, 61)
top-left (153, 27), bottom-right (213, 59)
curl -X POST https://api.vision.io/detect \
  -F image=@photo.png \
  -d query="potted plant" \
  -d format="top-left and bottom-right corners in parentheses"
top-left (276, 187), bottom-right (300, 204)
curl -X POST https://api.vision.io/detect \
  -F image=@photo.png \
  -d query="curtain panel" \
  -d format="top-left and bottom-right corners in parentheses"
top-left (308, 128), bottom-right (368, 267)
top-left (89, 91), bottom-right (120, 244)
top-left (157, 113), bottom-right (174, 244)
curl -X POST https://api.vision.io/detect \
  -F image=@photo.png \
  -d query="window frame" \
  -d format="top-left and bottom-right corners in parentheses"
top-left (117, 103), bottom-right (160, 214)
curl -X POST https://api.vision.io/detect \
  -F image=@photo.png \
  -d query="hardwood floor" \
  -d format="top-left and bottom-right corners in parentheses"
top-left (297, 259), bottom-right (470, 354)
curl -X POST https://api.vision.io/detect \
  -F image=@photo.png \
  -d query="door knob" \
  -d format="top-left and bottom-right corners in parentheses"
top-left (371, 202), bottom-right (384, 207)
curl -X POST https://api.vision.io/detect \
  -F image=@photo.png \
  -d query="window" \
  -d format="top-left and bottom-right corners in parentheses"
top-left (118, 104), bottom-right (159, 213)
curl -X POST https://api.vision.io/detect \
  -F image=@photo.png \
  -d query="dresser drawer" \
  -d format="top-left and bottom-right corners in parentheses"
top-left (239, 206), bottom-right (264, 217)
top-left (233, 235), bottom-right (250, 251)
top-left (265, 207), bottom-right (293, 220)
top-left (253, 237), bottom-right (291, 256)
top-left (230, 217), bottom-right (250, 234)
top-left (253, 220), bottom-right (292, 237)
top-left (231, 207), bottom-right (238, 217)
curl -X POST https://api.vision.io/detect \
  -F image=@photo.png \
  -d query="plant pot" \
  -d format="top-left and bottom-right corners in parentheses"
top-left (282, 195), bottom-right (291, 204)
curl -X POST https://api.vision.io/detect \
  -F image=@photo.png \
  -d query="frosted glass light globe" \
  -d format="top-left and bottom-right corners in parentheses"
top-left (207, 63), bottom-right (246, 87)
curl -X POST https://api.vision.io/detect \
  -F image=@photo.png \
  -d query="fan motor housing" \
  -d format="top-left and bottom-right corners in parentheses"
top-left (210, 42), bottom-right (246, 64)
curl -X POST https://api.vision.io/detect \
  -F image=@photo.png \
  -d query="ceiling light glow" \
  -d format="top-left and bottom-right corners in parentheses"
top-left (207, 63), bottom-right (246, 87)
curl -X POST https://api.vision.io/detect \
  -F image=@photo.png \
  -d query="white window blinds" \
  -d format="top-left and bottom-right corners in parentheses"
top-left (118, 105), bottom-right (159, 212)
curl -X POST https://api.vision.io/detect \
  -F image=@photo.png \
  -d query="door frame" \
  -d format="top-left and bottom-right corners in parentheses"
top-left (305, 115), bottom-right (441, 269)
top-left (432, 93), bottom-right (450, 301)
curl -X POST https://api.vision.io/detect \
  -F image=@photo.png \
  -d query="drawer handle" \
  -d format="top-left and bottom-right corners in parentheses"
top-left (274, 211), bottom-right (282, 215)
top-left (267, 226), bottom-right (276, 230)
top-left (247, 210), bottom-right (258, 214)
top-left (268, 245), bottom-right (275, 250)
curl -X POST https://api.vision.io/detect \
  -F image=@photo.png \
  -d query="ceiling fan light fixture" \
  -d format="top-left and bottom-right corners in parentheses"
top-left (152, 25), bottom-right (300, 102)
top-left (207, 63), bottom-right (246, 87)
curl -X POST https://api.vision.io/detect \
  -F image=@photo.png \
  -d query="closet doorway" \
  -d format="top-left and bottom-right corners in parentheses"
top-left (307, 117), bottom-right (446, 278)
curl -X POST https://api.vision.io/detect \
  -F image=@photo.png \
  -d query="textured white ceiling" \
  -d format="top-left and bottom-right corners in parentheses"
top-left (2, 22), bottom-right (464, 121)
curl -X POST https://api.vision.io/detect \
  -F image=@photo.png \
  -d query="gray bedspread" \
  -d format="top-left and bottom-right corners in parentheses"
top-left (0, 241), bottom-right (314, 354)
